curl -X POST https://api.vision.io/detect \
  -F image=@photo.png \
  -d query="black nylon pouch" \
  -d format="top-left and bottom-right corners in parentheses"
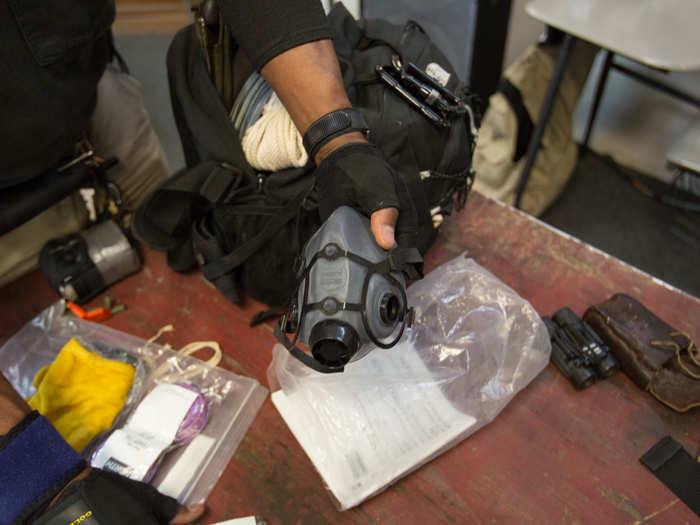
top-left (197, 165), bottom-right (319, 306)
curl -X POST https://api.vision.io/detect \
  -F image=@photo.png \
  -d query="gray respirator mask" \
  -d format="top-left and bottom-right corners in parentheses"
top-left (275, 206), bottom-right (422, 373)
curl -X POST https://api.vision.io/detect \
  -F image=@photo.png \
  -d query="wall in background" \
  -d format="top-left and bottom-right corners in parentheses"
top-left (573, 56), bottom-right (700, 182)
top-left (362, 0), bottom-right (478, 83)
top-left (503, 0), bottom-right (543, 68)
top-left (112, 0), bottom-right (191, 35)
top-left (323, 0), bottom-right (361, 19)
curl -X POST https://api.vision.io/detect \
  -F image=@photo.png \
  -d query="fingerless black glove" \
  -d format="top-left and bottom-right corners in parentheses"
top-left (313, 142), bottom-right (419, 248)
top-left (32, 469), bottom-right (180, 525)
top-left (0, 411), bottom-right (179, 525)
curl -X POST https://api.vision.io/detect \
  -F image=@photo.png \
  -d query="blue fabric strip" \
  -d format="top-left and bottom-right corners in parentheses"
top-left (0, 415), bottom-right (83, 525)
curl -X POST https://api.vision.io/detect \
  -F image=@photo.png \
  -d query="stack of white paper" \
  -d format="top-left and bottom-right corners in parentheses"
top-left (271, 341), bottom-right (476, 509)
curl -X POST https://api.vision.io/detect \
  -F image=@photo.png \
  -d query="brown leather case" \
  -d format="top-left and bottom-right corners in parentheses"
top-left (584, 293), bottom-right (699, 413)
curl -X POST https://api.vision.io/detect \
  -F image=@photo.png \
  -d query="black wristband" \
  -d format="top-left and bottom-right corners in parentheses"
top-left (302, 108), bottom-right (369, 160)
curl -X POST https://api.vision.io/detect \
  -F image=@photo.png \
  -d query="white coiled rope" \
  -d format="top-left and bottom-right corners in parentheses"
top-left (241, 93), bottom-right (308, 171)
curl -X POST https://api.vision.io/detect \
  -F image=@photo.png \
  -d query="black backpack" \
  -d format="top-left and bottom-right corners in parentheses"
top-left (133, 4), bottom-right (479, 307)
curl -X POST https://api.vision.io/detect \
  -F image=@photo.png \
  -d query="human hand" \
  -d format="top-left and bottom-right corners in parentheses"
top-left (34, 467), bottom-right (204, 525)
top-left (0, 406), bottom-right (204, 525)
top-left (313, 142), bottom-right (418, 250)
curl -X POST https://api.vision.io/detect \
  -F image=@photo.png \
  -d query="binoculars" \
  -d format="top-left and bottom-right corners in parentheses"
top-left (542, 307), bottom-right (619, 390)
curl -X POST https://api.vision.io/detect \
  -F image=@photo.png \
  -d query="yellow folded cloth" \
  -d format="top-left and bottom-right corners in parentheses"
top-left (27, 338), bottom-right (135, 451)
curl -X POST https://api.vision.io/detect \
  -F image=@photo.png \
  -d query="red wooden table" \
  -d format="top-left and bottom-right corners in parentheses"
top-left (1, 192), bottom-right (699, 524)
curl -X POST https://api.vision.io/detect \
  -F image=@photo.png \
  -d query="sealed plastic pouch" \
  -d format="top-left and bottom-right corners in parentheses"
top-left (0, 303), bottom-right (267, 505)
top-left (268, 254), bottom-right (551, 509)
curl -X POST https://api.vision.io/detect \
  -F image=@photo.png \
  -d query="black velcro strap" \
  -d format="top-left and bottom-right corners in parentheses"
top-left (132, 161), bottom-right (229, 251)
top-left (498, 78), bottom-right (534, 162)
top-left (640, 436), bottom-right (700, 516)
top-left (302, 108), bottom-right (369, 160)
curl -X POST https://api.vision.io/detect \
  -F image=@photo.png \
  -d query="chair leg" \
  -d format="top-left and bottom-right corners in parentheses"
top-left (514, 33), bottom-right (575, 210)
top-left (581, 49), bottom-right (613, 150)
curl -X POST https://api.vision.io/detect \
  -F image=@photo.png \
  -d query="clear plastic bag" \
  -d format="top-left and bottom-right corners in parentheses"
top-left (0, 302), bottom-right (267, 505)
top-left (267, 254), bottom-right (551, 510)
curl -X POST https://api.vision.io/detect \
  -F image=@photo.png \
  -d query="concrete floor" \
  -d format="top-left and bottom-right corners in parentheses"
top-left (541, 152), bottom-right (700, 297)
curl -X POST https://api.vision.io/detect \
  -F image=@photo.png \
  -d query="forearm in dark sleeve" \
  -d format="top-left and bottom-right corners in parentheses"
top-left (218, 0), bottom-right (331, 71)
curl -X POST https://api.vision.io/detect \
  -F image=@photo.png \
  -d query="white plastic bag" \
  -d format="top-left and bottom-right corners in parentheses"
top-left (268, 254), bottom-right (551, 509)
